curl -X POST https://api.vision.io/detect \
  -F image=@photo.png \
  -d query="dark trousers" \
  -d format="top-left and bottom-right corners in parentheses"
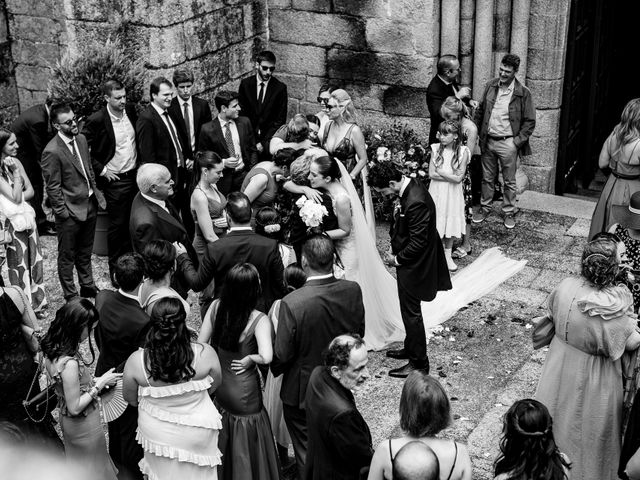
top-left (283, 404), bottom-right (307, 480)
top-left (174, 167), bottom-right (195, 240)
top-left (55, 197), bottom-right (98, 299)
top-left (99, 172), bottom-right (138, 281)
top-left (108, 405), bottom-right (143, 480)
top-left (398, 286), bottom-right (428, 366)
top-left (217, 167), bottom-right (247, 196)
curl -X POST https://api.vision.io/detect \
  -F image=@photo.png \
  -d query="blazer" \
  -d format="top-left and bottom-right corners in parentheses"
top-left (426, 75), bottom-right (459, 145)
top-left (129, 192), bottom-right (197, 297)
top-left (82, 104), bottom-right (139, 175)
top-left (94, 290), bottom-right (150, 376)
top-left (168, 96), bottom-right (212, 160)
top-left (11, 104), bottom-right (55, 179)
top-left (304, 366), bottom-right (373, 480)
top-left (41, 133), bottom-right (106, 221)
top-left (238, 75), bottom-right (288, 148)
top-left (177, 229), bottom-right (286, 313)
top-left (390, 179), bottom-right (451, 301)
top-left (136, 104), bottom-right (185, 180)
top-left (271, 276), bottom-right (365, 409)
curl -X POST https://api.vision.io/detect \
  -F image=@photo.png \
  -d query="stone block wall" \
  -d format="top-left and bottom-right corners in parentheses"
top-left (0, 0), bottom-right (19, 126)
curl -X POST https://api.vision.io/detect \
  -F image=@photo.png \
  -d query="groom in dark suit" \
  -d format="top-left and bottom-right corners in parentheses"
top-left (370, 163), bottom-right (451, 378)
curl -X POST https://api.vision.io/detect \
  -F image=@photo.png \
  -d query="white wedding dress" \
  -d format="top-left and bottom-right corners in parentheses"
top-left (333, 161), bottom-right (527, 351)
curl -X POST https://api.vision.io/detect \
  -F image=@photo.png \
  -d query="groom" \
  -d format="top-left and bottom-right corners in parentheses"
top-left (371, 163), bottom-right (452, 378)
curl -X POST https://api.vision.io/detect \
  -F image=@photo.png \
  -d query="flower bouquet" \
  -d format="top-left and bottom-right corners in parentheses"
top-left (296, 196), bottom-right (328, 233)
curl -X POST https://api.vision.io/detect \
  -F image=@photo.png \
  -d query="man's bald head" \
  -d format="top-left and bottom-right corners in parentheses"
top-left (392, 441), bottom-right (440, 480)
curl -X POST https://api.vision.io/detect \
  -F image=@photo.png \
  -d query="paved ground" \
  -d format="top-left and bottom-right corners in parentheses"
top-left (6, 191), bottom-right (595, 480)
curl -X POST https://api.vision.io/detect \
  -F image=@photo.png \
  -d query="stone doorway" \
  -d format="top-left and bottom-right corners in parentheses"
top-left (556, 0), bottom-right (640, 198)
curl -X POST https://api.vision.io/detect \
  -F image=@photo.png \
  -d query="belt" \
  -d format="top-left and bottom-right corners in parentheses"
top-left (612, 171), bottom-right (640, 180)
top-left (115, 168), bottom-right (137, 178)
top-left (488, 135), bottom-right (513, 141)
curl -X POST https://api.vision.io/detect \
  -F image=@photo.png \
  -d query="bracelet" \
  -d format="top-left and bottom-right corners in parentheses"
top-left (88, 386), bottom-right (100, 400)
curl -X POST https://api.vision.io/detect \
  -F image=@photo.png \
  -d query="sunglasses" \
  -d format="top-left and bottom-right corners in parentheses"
top-left (56, 117), bottom-right (78, 126)
top-left (259, 65), bottom-right (275, 72)
top-left (317, 97), bottom-right (329, 105)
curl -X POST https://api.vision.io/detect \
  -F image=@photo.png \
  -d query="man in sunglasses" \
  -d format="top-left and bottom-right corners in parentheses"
top-left (238, 50), bottom-right (288, 160)
top-left (41, 103), bottom-right (106, 301)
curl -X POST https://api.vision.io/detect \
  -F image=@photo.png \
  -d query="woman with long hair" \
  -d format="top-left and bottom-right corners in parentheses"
top-left (494, 399), bottom-right (570, 480)
top-left (41, 299), bottom-right (121, 478)
top-left (199, 263), bottom-right (280, 480)
top-left (368, 371), bottom-right (472, 480)
top-left (533, 236), bottom-right (640, 480)
top-left (0, 128), bottom-right (46, 315)
top-left (123, 297), bottom-right (222, 479)
top-left (589, 98), bottom-right (640, 239)
top-left (190, 151), bottom-right (227, 261)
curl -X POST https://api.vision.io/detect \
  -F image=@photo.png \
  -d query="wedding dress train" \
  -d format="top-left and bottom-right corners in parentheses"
top-left (334, 161), bottom-right (527, 351)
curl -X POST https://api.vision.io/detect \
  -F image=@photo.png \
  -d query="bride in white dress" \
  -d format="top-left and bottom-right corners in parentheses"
top-left (306, 152), bottom-right (526, 350)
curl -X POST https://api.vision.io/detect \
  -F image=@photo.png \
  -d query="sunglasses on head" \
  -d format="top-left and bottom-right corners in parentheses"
top-left (260, 65), bottom-right (275, 72)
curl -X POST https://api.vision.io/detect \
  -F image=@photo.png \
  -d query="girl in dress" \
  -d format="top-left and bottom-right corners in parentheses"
top-left (494, 399), bottom-right (571, 480)
top-left (429, 120), bottom-right (470, 272)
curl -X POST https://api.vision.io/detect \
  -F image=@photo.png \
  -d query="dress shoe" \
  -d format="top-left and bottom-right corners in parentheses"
top-left (386, 348), bottom-right (409, 360)
top-left (389, 360), bottom-right (430, 378)
top-left (80, 285), bottom-right (100, 298)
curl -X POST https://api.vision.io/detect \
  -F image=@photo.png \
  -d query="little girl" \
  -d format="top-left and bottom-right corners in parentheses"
top-left (494, 399), bottom-right (571, 480)
top-left (429, 120), bottom-right (470, 271)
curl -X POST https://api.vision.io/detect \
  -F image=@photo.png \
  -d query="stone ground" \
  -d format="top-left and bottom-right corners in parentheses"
top-left (3, 192), bottom-right (595, 480)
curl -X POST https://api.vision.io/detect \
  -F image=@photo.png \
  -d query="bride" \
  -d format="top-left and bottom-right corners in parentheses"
top-left (306, 152), bottom-right (526, 351)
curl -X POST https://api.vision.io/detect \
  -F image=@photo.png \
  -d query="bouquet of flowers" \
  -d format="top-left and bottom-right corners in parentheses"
top-left (296, 196), bottom-right (328, 232)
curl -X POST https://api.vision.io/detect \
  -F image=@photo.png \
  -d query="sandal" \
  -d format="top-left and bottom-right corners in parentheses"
top-left (451, 247), bottom-right (468, 259)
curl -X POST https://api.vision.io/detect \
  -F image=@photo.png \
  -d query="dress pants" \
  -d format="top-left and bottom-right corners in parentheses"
top-left (217, 167), bottom-right (247, 196)
top-left (98, 171), bottom-right (137, 281)
top-left (55, 196), bottom-right (98, 299)
top-left (174, 166), bottom-right (195, 240)
top-left (398, 285), bottom-right (428, 366)
top-left (283, 404), bottom-right (307, 480)
top-left (480, 137), bottom-right (518, 214)
top-left (108, 405), bottom-right (143, 480)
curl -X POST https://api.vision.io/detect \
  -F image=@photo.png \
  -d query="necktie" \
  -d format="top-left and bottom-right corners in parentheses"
top-left (258, 82), bottom-right (265, 104)
top-left (163, 111), bottom-right (184, 167)
top-left (69, 140), bottom-right (78, 160)
top-left (224, 122), bottom-right (236, 158)
top-left (183, 102), bottom-right (191, 149)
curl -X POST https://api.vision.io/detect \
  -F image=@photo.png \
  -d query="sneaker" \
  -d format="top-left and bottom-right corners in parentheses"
top-left (472, 209), bottom-right (488, 224)
top-left (504, 214), bottom-right (516, 229)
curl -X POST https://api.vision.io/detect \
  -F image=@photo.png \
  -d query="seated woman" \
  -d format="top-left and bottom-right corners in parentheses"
top-left (139, 240), bottom-right (190, 316)
top-left (191, 151), bottom-right (227, 262)
top-left (255, 207), bottom-right (296, 267)
top-left (368, 371), bottom-right (472, 480)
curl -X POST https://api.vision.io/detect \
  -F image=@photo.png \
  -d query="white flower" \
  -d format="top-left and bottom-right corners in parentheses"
top-left (376, 146), bottom-right (391, 163)
top-left (298, 198), bottom-right (328, 228)
top-left (295, 196), bottom-right (307, 208)
top-left (374, 134), bottom-right (382, 140)
top-left (410, 172), bottom-right (417, 178)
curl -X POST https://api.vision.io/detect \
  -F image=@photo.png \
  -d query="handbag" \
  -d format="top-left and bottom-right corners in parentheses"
top-left (23, 355), bottom-right (58, 423)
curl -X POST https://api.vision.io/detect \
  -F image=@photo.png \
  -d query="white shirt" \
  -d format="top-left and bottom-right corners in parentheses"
top-left (118, 289), bottom-right (142, 306)
top-left (306, 273), bottom-right (333, 282)
top-left (255, 75), bottom-right (271, 101)
top-left (177, 96), bottom-right (195, 153)
top-left (151, 102), bottom-right (183, 164)
top-left (104, 105), bottom-right (137, 175)
top-left (399, 176), bottom-right (411, 198)
top-left (228, 226), bottom-right (252, 232)
top-left (140, 192), bottom-right (169, 214)
top-left (488, 80), bottom-right (515, 137)
top-left (58, 132), bottom-right (93, 197)
top-left (218, 116), bottom-right (243, 161)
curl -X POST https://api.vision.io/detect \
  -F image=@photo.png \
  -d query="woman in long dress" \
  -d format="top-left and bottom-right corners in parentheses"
top-left (589, 98), bottom-right (640, 240)
top-left (307, 155), bottom-right (526, 350)
top-left (533, 236), bottom-right (640, 480)
top-left (199, 263), bottom-right (280, 480)
top-left (123, 297), bottom-right (222, 480)
top-left (41, 299), bottom-right (121, 478)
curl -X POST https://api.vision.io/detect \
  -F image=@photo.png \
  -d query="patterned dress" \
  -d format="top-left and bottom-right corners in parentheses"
top-left (615, 223), bottom-right (640, 313)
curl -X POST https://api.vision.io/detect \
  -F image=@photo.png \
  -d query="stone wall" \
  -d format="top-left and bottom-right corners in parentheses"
top-left (0, 0), bottom-right (19, 126)
top-left (4, 0), bottom-right (267, 112)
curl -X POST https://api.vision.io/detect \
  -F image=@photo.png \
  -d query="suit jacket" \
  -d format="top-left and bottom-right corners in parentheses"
top-left (82, 104), bottom-right (139, 175)
top-left (168, 96), bottom-right (212, 160)
top-left (304, 366), bottom-right (373, 480)
top-left (426, 75), bottom-right (459, 145)
top-left (177, 229), bottom-right (286, 313)
top-left (271, 276), bottom-right (365, 409)
top-left (94, 290), bottom-right (150, 376)
top-left (390, 179), bottom-right (451, 301)
top-left (136, 104), bottom-right (185, 180)
top-left (129, 192), bottom-right (197, 297)
top-left (41, 133), bottom-right (106, 221)
top-left (198, 116), bottom-right (259, 193)
top-left (238, 75), bottom-right (288, 149)
top-left (11, 104), bottom-right (55, 180)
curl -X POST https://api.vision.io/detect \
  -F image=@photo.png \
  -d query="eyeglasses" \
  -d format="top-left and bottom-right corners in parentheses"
top-left (259, 65), bottom-right (275, 72)
top-left (325, 104), bottom-right (340, 111)
top-left (317, 97), bottom-right (329, 105)
top-left (57, 117), bottom-right (78, 126)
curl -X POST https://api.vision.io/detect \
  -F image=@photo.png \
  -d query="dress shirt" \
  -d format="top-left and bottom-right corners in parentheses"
top-left (488, 80), bottom-right (515, 137)
top-left (398, 176), bottom-right (411, 198)
top-left (103, 105), bottom-right (137, 175)
top-left (177, 96), bottom-right (195, 153)
top-left (151, 102), bottom-right (182, 163)
top-left (306, 273), bottom-right (333, 282)
top-left (59, 132), bottom-right (93, 197)
top-left (217, 116), bottom-right (243, 161)
top-left (140, 192), bottom-right (169, 214)
top-left (255, 75), bottom-right (271, 101)
top-left (228, 226), bottom-right (252, 232)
